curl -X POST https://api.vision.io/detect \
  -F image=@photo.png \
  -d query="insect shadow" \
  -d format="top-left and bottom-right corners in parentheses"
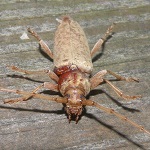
top-left (84, 110), bottom-right (146, 150)
top-left (39, 44), bottom-right (53, 62)
top-left (6, 74), bottom-right (44, 84)
top-left (0, 104), bottom-right (145, 150)
top-left (88, 89), bottom-right (140, 113)
top-left (0, 77), bottom-right (144, 150)
top-left (92, 33), bottom-right (114, 63)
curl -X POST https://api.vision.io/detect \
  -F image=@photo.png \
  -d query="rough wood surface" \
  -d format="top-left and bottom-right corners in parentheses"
top-left (0, 0), bottom-right (150, 150)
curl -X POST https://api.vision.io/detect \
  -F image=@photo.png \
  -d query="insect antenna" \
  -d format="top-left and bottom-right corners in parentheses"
top-left (82, 99), bottom-right (150, 135)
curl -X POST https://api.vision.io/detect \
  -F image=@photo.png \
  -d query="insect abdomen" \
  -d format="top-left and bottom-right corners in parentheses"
top-left (53, 16), bottom-right (93, 73)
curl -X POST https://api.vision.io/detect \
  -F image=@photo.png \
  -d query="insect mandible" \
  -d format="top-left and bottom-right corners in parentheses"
top-left (1, 16), bottom-right (150, 135)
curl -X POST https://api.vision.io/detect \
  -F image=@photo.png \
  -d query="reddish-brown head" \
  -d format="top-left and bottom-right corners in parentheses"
top-left (65, 89), bottom-right (85, 123)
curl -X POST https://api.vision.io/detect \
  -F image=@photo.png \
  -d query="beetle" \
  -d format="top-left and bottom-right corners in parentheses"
top-left (0, 16), bottom-right (150, 135)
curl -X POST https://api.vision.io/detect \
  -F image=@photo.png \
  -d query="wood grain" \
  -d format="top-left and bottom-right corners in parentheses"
top-left (0, 0), bottom-right (150, 149)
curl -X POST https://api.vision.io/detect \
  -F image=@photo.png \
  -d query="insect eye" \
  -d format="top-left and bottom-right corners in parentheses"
top-left (80, 95), bottom-right (84, 99)
top-left (65, 94), bottom-right (70, 98)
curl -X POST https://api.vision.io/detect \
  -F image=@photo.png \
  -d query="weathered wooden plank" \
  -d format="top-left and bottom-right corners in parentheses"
top-left (0, 0), bottom-right (150, 149)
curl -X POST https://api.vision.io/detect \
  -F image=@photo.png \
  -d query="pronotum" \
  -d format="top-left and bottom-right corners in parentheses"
top-left (0, 16), bottom-right (150, 135)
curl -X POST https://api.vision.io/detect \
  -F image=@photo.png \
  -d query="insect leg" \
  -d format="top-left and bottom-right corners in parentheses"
top-left (1, 84), bottom-right (44, 103)
top-left (83, 99), bottom-right (150, 135)
top-left (90, 70), bottom-right (141, 100)
top-left (28, 28), bottom-right (53, 59)
top-left (90, 70), bottom-right (107, 89)
top-left (104, 70), bottom-right (140, 99)
top-left (90, 69), bottom-right (139, 90)
top-left (0, 86), bottom-right (65, 104)
top-left (91, 23), bottom-right (115, 57)
top-left (7, 66), bottom-right (59, 82)
top-left (104, 79), bottom-right (141, 100)
top-left (106, 70), bottom-right (139, 82)
top-left (1, 82), bottom-right (59, 103)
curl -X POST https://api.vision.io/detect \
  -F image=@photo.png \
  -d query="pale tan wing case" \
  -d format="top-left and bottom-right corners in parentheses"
top-left (53, 17), bottom-right (93, 73)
